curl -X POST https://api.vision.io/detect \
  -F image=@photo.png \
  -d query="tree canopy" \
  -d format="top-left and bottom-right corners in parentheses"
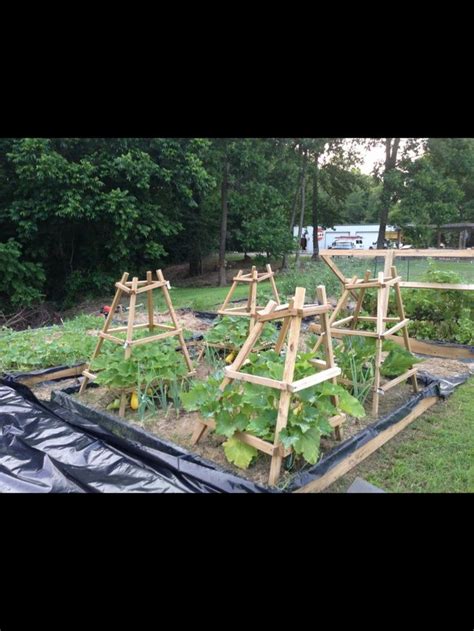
top-left (1, 137), bottom-right (471, 311)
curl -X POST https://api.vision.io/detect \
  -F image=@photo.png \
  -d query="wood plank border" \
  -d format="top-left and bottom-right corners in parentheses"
top-left (309, 323), bottom-right (474, 359)
top-left (17, 364), bottom-right (88, 387)
top-left (295, 396), bottom-right (438, 493)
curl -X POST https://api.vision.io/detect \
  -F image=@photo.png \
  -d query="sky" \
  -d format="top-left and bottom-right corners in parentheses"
top-left (356, 139), bottom-right (425, 174)
top-left (359, 143), bottom-right (386, 174)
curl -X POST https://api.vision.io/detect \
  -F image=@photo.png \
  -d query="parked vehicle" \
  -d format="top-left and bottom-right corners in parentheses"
top-left (330, 239), bottom-right (356, 250)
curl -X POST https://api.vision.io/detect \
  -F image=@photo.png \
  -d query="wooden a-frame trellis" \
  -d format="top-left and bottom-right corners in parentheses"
top-left (311, 259), bottom-right (419, 416)
top-left (79, 269), bottom-right (194, 417)
top-left (218, 264), bottom-right (280, 331)
top-left (197, 264), bottom-right (281, 362)
top-left (192, 285), bottom-right (346, 486)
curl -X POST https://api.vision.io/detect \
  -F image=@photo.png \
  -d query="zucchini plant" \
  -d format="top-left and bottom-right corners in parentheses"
top-left (90, 336), bottom-right (189, 389)
top-left (204, 316), bottom-right (278, 348)
top-left (181, 350), bottom-right (365, 470)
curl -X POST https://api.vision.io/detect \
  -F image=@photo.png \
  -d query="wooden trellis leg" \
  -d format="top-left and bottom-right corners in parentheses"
top-left (320, 254), bottom-right (358, 300)
top-left (220, 270), bottom-right (243, 311)
top-left (312, 276), bottom-right (357, 353)
top-left (191, 300), bottom-right (279, 445)
top-left (392, 265), bottom-right (419, 393)
top-left (248, 267), bottom-right (258, 331)
top-left (382, 251), bottom-right (395, 316)
top-left (268, 288), bottom-right (305, 486)
top-left (266, 264), bottom-right (280, 304)
top-left (351, 270), bottom-right (371, 328)
top-left (156, 269), bottom-right (194, 374)
top-left (316, 285), bottom-right (343, 441)
top-left (118, 276), bottom-right (138, 417)
top-left (146, 270), bottom-right (154, 333)
top-left (372, 272), bottom-right (386, 416)
top-left (274, 301), bottom-right (293, 354)
top-left (79, 271), bottom-right (129, 395)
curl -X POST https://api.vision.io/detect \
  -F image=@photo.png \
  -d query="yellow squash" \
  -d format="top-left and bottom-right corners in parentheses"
top-left (130, 392), bottom-right (139, 410)
top-left (225, 351), bottom-right (236, 364)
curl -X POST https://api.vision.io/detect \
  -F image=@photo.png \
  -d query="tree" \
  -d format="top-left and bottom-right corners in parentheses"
top-left (369, 138), bottom-right (426, 248)
top-left (305, 138), bottom-right (361, 258)
top-left (376, 138), bottom-right (401, 248)
top-left (0, 138), bottom-right (213, 307)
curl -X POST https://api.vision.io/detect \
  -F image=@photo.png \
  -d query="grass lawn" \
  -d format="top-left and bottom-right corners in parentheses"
top-left (326, 377), bottom-right (474, 493)
top-left (151, 284), bottom-right (251, 312)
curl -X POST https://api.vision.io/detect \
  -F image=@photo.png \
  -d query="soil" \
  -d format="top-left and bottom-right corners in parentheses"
top-left (415, 356), bottom-right (474, 379)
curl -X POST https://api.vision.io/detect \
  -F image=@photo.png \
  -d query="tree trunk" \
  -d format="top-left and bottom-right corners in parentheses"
top-left (295, 151), bottom-right (308, 267)
top-left (311, 155), bottom-right (320, 260)
top-left (377, 138), bottom-right (400, 249)
top-left (281, 177), bottom-right (301, 269)
top-left (218, 158), bottom-right (229, 286)
top-left (188, 191), bottom-right (203, 277)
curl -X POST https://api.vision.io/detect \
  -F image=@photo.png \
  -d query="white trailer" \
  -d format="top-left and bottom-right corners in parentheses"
top-left (295, 224), bottom-right (399, 254)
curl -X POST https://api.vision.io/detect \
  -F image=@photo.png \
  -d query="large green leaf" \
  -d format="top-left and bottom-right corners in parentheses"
top-left (336, 390), bottom-right (366, 418)
top-left (223, 437), bottom-right (257, 469)
top-left (291, 428), bottom-right (321, 464)
top-left (381, 347), bottom-right (422, 377)
top-left (214, 410), bottom-right (247, 438)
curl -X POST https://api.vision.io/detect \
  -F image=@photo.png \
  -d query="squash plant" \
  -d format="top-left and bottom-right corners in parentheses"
top-left (0, 314), bottom-right (104, 372)
top-left (181, 350), bottom-right (365, 469)
top-left (90, 334), bottom-right (189, 389)
top-left (204, 316), bottom-right (278, 348)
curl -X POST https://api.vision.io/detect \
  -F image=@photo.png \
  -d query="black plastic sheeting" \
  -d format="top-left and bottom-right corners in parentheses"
top-left (0, 377), bottom-right (271, 493)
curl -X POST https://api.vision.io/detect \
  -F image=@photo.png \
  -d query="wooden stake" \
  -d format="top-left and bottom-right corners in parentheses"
top-left (313, 276), bottom-right (356, 353)
top-left (320, 255), bottom-right (358, 300)
top-left (266, 264), bottom-right (280, 304)
top-left (124, 277), bottom-right (138, 360)
top-left (351, 270), bottom-right (371, 328)
top-left (146, 271), bottom-right (155, 333)
top-left (269, 287), bottom-right (305, 485)
top-left (317, 285), bottom-right (343, 441)
top-left (274, 311), bottom-right (292, 354)
top-left (248, 266), bottom-right (258, 331)
top-left (220, 270), bottom-right (243, 310)
top-left (392, 265), bottom-right (419, 393)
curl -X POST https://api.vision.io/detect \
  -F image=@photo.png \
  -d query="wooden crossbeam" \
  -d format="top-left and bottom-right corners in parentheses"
top-left (224, 368), bottom-right (288, 391)
top-left (288, 367), bottom-right (341, 393)
top-left (320, 248), bottom-right (474, 258)
top-left (382, 318), bottom-right (410, 337)
top-left (129, 329), bottom-right (182, 347)
top-left (380, 367), bottom-right (418, 392)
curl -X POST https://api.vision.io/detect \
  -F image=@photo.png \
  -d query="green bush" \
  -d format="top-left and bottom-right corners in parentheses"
top-left (0, 239), bottom-right (45, 311)
top-left (403, 263), bottom-right (474, 344)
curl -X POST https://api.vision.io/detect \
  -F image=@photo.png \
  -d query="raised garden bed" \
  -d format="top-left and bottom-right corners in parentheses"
top-left (2, 308), bottom-right (473, 492)
top-left (48, 360), bottom-right (470, 492)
